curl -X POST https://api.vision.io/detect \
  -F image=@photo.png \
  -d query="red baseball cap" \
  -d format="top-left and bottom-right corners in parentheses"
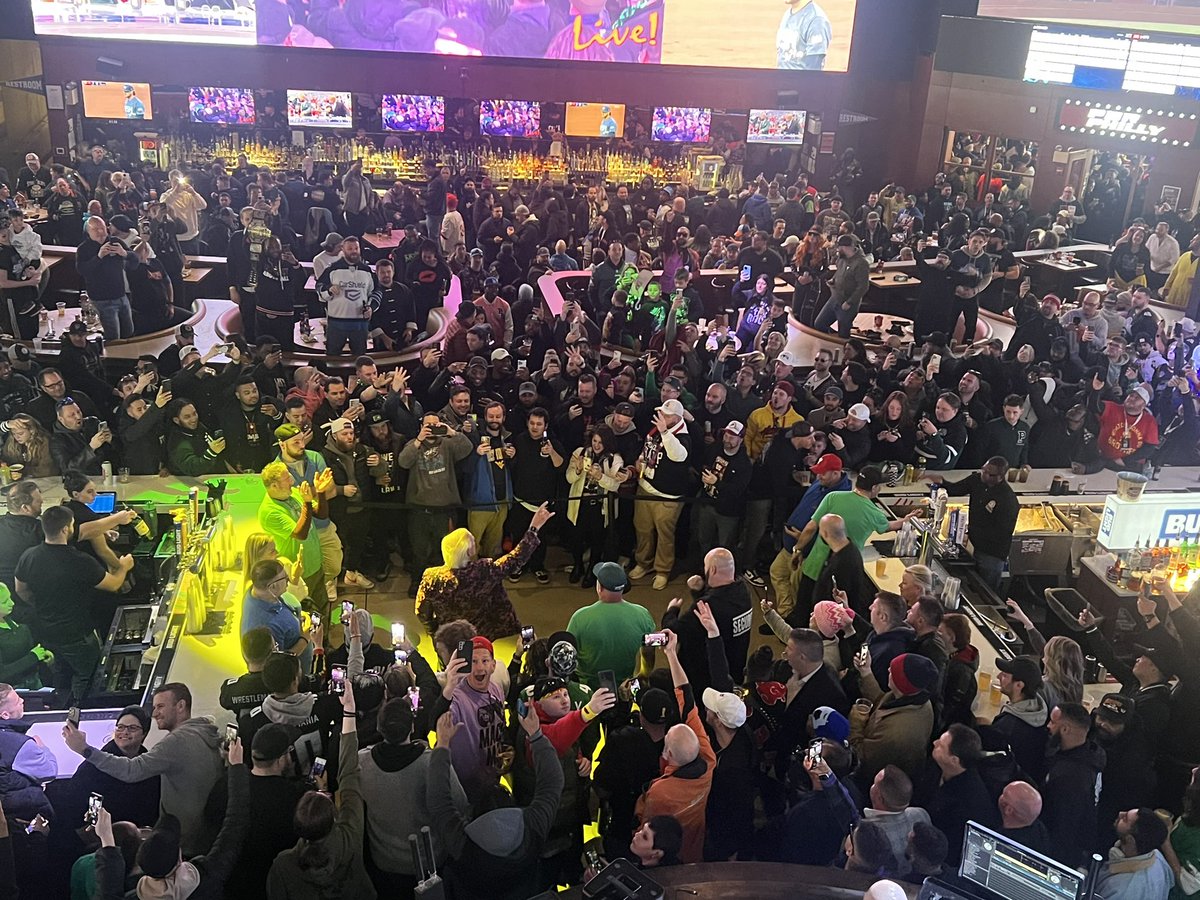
top-left (810, 453), bottom-right (844, 475)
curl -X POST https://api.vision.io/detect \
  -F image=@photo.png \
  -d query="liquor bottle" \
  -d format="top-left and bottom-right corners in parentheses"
top-left (1127, 538), bottom-right (1143, 575)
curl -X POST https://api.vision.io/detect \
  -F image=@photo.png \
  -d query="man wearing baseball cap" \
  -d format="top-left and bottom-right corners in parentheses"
top-left (740, 383), bottom-right (803, 584)
top-left (629, 397), bottom-right (691, 591)
top-left (794, 466), bottom-right (919, 611)
top-left (696, 420), bottom-right (752, 555)
top-left (828, 402), bottom-right (872, 470)
top-left (1092, 692), bottom-right (1156, 852)
top-left (567, 562), bottom-right (655, 686)
top-left (813, 233), bottom-right (870, 337)
top-left (768, 451), bottom-right (852, 623)
top-left (1094, 381), bottom-right (1160, 470)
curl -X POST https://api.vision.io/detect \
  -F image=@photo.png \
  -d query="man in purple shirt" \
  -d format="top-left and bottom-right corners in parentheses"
top-left (449, 635), bottom-right (507, 801)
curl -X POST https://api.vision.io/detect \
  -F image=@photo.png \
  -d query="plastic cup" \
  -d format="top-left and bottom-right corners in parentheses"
top-left (977, 670), bottom-right (992, 693)
top-left (990, 682), bottom-right (1003, 705)
top-left (56, 302), bottom-right (66, 317)
top-left (875, 558), bottom-right (888, 578)
top-left (119, 468), bottom-right (130, 484)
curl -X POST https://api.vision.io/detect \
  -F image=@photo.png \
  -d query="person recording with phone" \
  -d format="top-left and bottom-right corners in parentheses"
top-left (49, 397), bottom-right (112, 477)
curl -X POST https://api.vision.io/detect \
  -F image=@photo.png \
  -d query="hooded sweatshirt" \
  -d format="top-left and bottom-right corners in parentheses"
top-left (82, 717), bottom-right (224, 855)
top-left (990, 695), bottom-right (1050, 782)
top-left (428, 729), bottom-right (564, 900)
top-left (359, 741), bottom-right (468, 875)
top-left (0, 725), bottom-right (56, 822)
top-left (242, 691), bottom-right (338, 776)
top-left (1042, 738), bottom-right (1106, 867)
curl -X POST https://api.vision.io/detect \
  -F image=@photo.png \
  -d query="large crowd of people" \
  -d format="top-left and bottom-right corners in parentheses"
top-left (0, 143), bottom-right (1199, 900)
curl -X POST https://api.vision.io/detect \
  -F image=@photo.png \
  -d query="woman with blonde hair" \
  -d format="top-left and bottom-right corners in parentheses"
top-left (242, 532), bottom-right (306, 603)
top-left (565, 424), bottom-right (623, 587)
top-left (1005, 599), bottom-right (1085, 709)
top-left (2, 414), bottom-right (56, 478)
top-left (416, 503), bottom-right (553, 638)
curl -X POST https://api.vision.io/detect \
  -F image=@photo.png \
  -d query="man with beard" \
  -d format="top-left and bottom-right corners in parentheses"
top-left (321, 417), bottom-right (384, 588)
top-left (486, 347), bottom-right (521, 408)
top-left (457, 247), bottom-right (488, 301)
top-left (1006, 293), bottom-right (1066, 362)
top-left (406, 240), bottom-right (451, 331)
top-left (1091, 693), bottom-right (1157, 854)
top-left (220, 374), bottom-right (279, 473)
top-left (253, 236), bottom-right (305, 351)
top-left (464, 401), bottom-right (516, 559)
top-left (1096, 383), bottom-right (1159, 471)
top-left (397, 411), bottom-right (473, 596)
top-left (312, 376), bottom-right (362, 435)
top-left (475, 276), bottom-right (513, 346)
top-left (694, 382), bottom-right (733, 445)
top-left (316, 235), bottom-right (380, 356)
top-left (363, 408), bottom-right (410, 568)
top-left (945, 229), bottom-right (994, 346)
top-left (555, 372), bottom-right (610, 452)
top-left (369, 256), bottom-right (422, 352)
top-left (507, 409), bottom-right (566, 585)
top-left (696, 421), bottom-right (752, 555)
top-left (589, 241), bottom-right (627, 318)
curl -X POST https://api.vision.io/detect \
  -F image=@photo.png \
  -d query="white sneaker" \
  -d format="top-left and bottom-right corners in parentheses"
top-left (628, 565), bottom-right (651, 580)
top-left (653, 575), bottom-right (669, 590)
top-left (345, 571), bottom-right (375, 589)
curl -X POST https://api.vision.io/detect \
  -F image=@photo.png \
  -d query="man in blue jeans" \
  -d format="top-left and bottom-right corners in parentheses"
top-left (813, 234), bottom-right (870, 337)
top-left (76, 216), bottom-right (137, 339)
top-left (316, 235), bottom-right (381, 356)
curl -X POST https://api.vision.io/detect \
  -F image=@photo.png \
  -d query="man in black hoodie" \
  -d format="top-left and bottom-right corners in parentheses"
top-left (1043, 702), bottom-right (1106, 868)
top-left (429, 706), bottom-right (563, 900)
top-left (661, 548), bottom-right (751, 695)
top-left (225, 724), bottom-right (305, 900)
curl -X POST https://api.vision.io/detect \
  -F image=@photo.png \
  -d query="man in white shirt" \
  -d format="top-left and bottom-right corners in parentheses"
top-left (159, 170), bottom-right (207, 254)
top-left (312, 232), bottom-right (343, 281)
top-left (1146, 222), bottom-right (1181, 294)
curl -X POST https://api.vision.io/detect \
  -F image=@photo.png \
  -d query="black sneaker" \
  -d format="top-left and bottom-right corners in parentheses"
top-left (744, 571), bottom-right (767, 587)
top-left (508, 569), bottom-right (523, 584)
top-left (534, 569), bottom-right (550, 584)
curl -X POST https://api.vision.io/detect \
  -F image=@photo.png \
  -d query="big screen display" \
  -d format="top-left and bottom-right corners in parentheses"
top-left (82, 81), bottom-right (152, 120)
top-left (1024, 25), bottom-right (1200, 98)
top-left (565, 102), bottom-right (626, 138)
top-left (32, 0), bottom-right (858, 72)
top-left (189, 87), bottom-right (256, 125)
top-left (286, 90), bottom-right (353, 128)
top-left (979, 0), bottom-right (1200, 37)
top-left (382, 95), bottom-right (445, 132)
top-left (747, 109), bottom-right (807, 144)
top-left (652, 106), bottom-right (711, 143)
top-left (480, 100), bottom-right (541, 138)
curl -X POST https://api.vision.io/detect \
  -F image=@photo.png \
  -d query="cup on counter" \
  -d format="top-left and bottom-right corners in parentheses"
top-left (1007, 468), bottom-right (1018, 482)
top-left (976, 669), bottom-right (992, 694)
top-left (7, 465), bottom-right (22, 481)
top-left (989, 680), bottom-right (1004, 706)
top-left (875, 557), bottom-right (888, 578)
top-left (118, 467), bottom-right (130, 484)
top-left (56, 302), bottom-right (66, 317)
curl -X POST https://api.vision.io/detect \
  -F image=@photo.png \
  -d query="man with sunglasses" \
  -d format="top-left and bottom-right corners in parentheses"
top-left (49, 396), bottom-right (111, 476)
top-left (241, 558), bottom-right (316, 674)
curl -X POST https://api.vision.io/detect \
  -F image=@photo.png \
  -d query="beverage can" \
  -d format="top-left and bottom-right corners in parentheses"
top-left (101, 462), bottom-right (114, 485)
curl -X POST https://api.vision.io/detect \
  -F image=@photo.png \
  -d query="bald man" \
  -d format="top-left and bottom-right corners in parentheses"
top-left (998, 781), bottom-right (1052, 856)
top-left (635, 629), bottom-right (715, 864)
top-left (662, 547), bottom-right (752, 695)
top-left (811, 513), bottom-right (871, 620)
top-left (863, 880), bottom-right (908, 900)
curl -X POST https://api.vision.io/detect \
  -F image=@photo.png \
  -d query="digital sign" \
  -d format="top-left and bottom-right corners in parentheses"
top-left (82, 81), bottom-right (152, 120)
top-left (1025, 25), bottom-right (1200, 99)
top-left (1057, 99), bottom-right (1195, 146)
top-left (189, 87), bottom-right (255, 125)
top-left (479, 100), bottom-right (540, 138)
top-left (652, 106), bottom-right (711, 143)
top-left (747, 109), bottom-right (807, 144)
top-left (286, 90), bottom-right (353, 129)
top-left (565, 102), bottom-right (626, 138)
top-left (32, 0), bottom-right (859, 73)
top-left (382, 95), bottom-right (445, 133)
top-left (980, 0), bottom-right (1200, 37)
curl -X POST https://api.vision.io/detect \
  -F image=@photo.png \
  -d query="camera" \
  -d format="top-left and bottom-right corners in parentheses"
top-left (430, 424), bottom-right (448, 436)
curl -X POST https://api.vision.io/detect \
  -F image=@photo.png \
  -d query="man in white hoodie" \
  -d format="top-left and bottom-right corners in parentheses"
top-left (64, 682), bottom-right (223, 854)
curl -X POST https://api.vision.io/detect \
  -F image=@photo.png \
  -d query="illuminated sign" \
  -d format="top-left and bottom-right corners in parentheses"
top-left (1057, 99), bottom-right (1195, 146)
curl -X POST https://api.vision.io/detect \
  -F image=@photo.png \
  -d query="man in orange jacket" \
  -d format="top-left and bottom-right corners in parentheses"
top-left (634, 629), bottom-right (716, 864)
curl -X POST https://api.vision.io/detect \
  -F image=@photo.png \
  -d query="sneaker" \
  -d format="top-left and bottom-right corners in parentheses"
top-left (345, 571), bottom-right (375, 589)
top-left (652, 575), bottom-right (669, 590)
top-left (535, 569), bottom-right (550, 585)
top-left (628, 564), bottom-right (651, 580)
top-left (508, 569), bottom-right (523, 584)
top-left (744, 571), bottom-right (766, 587)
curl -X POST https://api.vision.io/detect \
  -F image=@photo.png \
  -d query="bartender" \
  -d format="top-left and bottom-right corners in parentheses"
top-left (925, 456), bottom-right (1019, 594)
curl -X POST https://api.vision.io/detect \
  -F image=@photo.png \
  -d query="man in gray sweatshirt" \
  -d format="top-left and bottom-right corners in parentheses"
top-left (63, 682), bottom-right (224, 854)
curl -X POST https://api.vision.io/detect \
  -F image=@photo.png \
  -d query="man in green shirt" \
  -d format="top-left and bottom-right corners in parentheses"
top-left (258, 460), bottom-right (334, 613)
top-left (567, 561), bottom-right (655, 687)
top-left (793, 466), bottom-right (918, 615)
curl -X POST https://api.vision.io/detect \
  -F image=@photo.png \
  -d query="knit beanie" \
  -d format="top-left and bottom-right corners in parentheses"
top-left (889, 653), bottom-right (939, 696)
top-left (812, 601), bottom-right (854, 639)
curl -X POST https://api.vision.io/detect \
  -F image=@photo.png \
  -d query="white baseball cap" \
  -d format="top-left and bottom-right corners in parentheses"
top-left (849, 403), bottom-right (871, 422)
top-left (656, 398), bottom-right (686, 418)
top-left (701, 688), bottom-right (747, 729)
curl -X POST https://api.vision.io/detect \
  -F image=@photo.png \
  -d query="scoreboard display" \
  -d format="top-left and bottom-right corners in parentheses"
top-left (1025, 25), bottom-right (1200, 99)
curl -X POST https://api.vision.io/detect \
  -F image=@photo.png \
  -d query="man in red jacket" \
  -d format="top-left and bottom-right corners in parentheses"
top-left (634, 629), bottom-right (715, 864)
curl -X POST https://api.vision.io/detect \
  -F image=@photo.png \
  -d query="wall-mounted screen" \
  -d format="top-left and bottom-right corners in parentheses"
top-left (286, 90), bottom-right (353, 128)
top-left (1024, 25), bottom-right (1200, 98)
top-left (32, 0), bottom-right (858, 72)
top-left (652, 106), bottom-right (711, 143)
top-left (82, 81), bottom-right (152, 120)
top-left (382, 94), bottom-right (445, 132)
top-left (565, 102), bottom-right (626, 138)
top-left (747, 109), bottom-right (807, 144)
top-left (189, 87), bottom-right (255, 125)
top-left (979, 0), bottom-right (1200, 37)
top-left (479, 99), bottom-right (540, 138)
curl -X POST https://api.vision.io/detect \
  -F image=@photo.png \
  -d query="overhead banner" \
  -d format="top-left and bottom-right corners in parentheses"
top-left (4, 75), bottom-right (43, 94)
